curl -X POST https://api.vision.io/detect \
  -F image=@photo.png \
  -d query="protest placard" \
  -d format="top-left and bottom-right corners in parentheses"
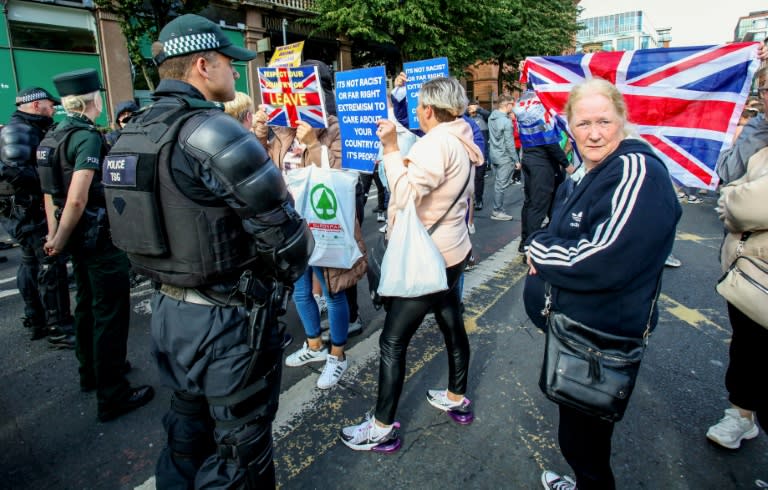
top-left (403, 57), bottom-right (450, 129)
top-left (335, 66), bottom-right (388, 172)
top-left (268, 41), bottom-right (304, 67)
top-left (258, 65), bottom-right (328, 128)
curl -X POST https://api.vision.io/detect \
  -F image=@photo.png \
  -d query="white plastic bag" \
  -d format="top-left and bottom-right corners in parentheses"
top-left (284, 147), bottom-right (361, 269)
top-left (377, 199), bottom-right (447, 297)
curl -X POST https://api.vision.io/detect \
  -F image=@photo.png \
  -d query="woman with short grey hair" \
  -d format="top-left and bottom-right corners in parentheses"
top-left (340, 77), bottom-right (484, 451)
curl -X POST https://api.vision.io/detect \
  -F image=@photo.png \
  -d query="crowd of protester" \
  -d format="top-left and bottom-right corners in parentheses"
top-left (0, 13), bottom-right (765, 488)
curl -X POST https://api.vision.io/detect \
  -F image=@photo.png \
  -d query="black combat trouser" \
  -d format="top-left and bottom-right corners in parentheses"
top-left (71, 244), bottom-right (132, 405)
top-left (19, 235), bottom-right (72, 329)
top-left (151, 293), bottom-right (284, 489)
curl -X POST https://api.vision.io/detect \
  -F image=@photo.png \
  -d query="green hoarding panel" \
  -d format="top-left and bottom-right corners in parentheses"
top-left (235, 65), bottom-right (248, 94)
top-left (0, 8), bottom-right (9, 48)
top-left (0, 49), bottom-right (16, 124)
top-left (12, 49), bottom-right (107, 126)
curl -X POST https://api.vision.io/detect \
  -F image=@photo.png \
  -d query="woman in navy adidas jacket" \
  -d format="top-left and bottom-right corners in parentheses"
top-left (524, 78), bottom-right (681, 490)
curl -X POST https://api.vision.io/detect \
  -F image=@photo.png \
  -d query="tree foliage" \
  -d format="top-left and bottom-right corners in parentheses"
top-left (307, 0), bottom-right (495, 75)
top-left (94, 0), bottom-right (208, 90)
top-left (480, 0), bottom-right (582, 94)
top-left (308, 0), bottom-right (580, 92)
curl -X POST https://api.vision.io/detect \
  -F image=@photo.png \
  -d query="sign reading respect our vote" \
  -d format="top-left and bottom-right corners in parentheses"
top-left (403, 57), bottom-right (450, 129)
top-left (335, 66), bottom-right (388, 172)
top-left (257, 65), bottom-right (328, 128)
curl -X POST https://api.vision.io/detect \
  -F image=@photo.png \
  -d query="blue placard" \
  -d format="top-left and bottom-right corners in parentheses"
top-left (335, 66), bottom-right (388, 172)
top-left (403, 57), bottom-right (450, 129)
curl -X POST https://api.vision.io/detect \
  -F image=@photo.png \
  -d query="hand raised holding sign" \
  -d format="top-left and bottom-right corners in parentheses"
top-left (253, 105), bottom-right (269, 140)
top-left (296, 121), bottom-right (319, 147)
top-left (376, 119), bottom-right (399, 155)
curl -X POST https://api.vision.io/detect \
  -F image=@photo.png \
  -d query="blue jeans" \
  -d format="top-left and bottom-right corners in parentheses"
top-left (293, 266), bottom-right (350, 346)
top-left (493, 163), bottom-right (515, 213)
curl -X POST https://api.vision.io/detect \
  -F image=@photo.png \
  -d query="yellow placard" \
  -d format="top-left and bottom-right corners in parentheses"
top-left (268, 41), bottom-right (305, 67)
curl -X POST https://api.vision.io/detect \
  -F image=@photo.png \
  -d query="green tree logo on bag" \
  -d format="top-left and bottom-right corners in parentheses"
top-left (310, 184), bottom-right (337, 220)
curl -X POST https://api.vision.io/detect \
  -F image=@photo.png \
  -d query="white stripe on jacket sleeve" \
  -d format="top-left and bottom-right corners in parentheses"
top-left (529, 152), bottom-right (647, 266)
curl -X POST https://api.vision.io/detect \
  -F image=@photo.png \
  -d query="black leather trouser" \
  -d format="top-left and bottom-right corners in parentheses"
top-left (375, 256), bottom-right (469, 425)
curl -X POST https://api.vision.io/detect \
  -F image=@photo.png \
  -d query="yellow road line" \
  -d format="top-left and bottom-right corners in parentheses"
top-left (659, 293), bottom-right (728, 334)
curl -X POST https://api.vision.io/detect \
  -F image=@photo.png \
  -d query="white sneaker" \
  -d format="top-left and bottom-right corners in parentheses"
top-left (285, 342), bottom-right (328, 367)
top-left (468, 223), bottom-right (476, 234)
top-left (490, 211), bottom-right (514, 221)
top-left (377, 212), bottom-right (386, 222)
top-left (378, 223), bottom-right (387, 233)
top-left (541, 470), bottom-right (576, 490)
top-left (664, 254), bottom-right (682, 268)
top-left (317, 354), bottom-right (348, 389)
top-left (314, 294), bottom-right (327, 314)
top-left (426, 389), bottom-right (470, 412)
top-left (340, 414), bottom-right (397, 451)
top-left (706, 408), bottom-right (759, 449)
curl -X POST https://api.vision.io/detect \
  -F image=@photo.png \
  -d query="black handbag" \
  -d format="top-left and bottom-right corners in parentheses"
top-left (367, 170), bottom-right (471, 309)
top-left (538, 278), bottom-right (661, 422)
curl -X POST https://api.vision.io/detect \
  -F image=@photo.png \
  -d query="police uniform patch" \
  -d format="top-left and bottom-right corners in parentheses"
top-left (103, 154), bottom-right (138, 187)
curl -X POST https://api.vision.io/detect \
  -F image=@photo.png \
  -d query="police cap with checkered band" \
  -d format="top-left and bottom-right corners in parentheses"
top-left (15, 87), bottom-right (60, 106)
top-left (153, 14), bottom-right (256, 66)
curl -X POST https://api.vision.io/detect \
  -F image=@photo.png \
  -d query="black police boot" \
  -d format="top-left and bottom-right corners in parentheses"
top-left (25, 318), bottom-right (48, 341)
top-left (47, 324), bottom-right (76, 349)
top-left (97, 385), bottom-right (155, 422)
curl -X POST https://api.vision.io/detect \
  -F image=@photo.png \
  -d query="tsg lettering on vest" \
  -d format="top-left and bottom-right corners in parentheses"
top-left (102, 154), bottom-right (138, 187)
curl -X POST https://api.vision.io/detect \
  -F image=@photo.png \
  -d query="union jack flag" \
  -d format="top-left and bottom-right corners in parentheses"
top-left (522, 43), bottom-right (761, 189)
top-left (257, 65), bottom-right (328, 128)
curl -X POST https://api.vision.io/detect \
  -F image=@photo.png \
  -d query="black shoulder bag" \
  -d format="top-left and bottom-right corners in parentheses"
top-left (367, 169), bottom-right (471, 309)
top-left (539, 276), bottom-right (662, 422)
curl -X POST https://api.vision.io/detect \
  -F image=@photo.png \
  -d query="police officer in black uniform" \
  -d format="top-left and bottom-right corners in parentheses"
top-left (0, 88), bottom-right (75, 346)
top-left (39, 69), bottom-right (154, 421)
top-left (102, 14), bottom-right (312, 488)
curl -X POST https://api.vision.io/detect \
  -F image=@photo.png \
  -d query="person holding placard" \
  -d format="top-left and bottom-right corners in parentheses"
top-left (254, 60), bottom-right (366, 389)
top-left (340, 77), bottom-right (483, 452)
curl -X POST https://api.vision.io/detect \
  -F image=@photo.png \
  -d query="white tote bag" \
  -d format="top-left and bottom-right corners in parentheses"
top-left (284, 147), bottom-right (361, 269)
top-left (377, 199), bottom-right (448, 298)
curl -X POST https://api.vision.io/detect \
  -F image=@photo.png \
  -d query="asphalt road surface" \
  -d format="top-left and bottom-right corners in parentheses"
top-left (0, 182), bottom-right (766, 489)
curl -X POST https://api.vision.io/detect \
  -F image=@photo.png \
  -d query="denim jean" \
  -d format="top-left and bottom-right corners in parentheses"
top-left (492, 163), bottom-right (515, 213)
top-left (293, 266), bottom-right (350, 346)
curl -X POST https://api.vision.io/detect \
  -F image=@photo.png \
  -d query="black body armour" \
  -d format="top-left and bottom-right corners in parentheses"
top-left (103, 100), bottom-right (260, 287)
top-left (36, 126), bottom-right (106, 208)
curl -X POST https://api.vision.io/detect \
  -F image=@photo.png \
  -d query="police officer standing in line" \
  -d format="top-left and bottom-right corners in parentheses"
top-left (103, 15), bottom-right (312, 488)
top-left (0, 88), bottom-right (75, 347)
top-left (39, 69), bottom-right (154, 421)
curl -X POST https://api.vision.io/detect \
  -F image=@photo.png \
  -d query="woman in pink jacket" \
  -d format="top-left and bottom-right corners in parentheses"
top-left (340, 77), bottom-right (484, 451)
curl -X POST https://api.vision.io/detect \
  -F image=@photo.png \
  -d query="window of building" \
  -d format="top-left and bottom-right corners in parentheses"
top-left (465, 73), bottom-right (475, 103)
top-left (602, 40), bottom-right (614, 51)
top-left (641, 36), bottom-right (650, 49)
top-left (7, 1), bottom-right (98, 53)
top-left (617, 37), bottom-right (634, 51)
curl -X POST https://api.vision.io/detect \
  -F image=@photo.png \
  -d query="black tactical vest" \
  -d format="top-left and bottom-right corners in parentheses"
top-left (36, 125), bottom-right (105, 209)
top-left (103, 99), bottom-right (260, 287)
